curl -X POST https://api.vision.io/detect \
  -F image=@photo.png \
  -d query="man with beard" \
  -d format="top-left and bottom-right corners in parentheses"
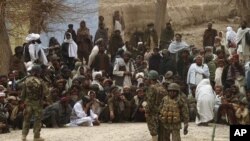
top-left (113, 51), bottom-right (135, 88)
top-left (187, 55), bottom-right (210, 88)
top-left (109, 30), bottom-right (124, 62)
top-left (145, 70), bottom-right (168, 141)
top-left (108, 87), bottom-right (130, 122)
top-left (160, 22), bottom-right (175, 49)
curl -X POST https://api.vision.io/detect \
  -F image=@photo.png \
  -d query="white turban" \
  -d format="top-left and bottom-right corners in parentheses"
top-left (0, 92), bottom-right (6, 97)
top-left (92, 71), bottom-right (102, 80)
top-left (25, 33), bottom-right (40, 42)
top-left (135, 72), bottom-right (144, 79)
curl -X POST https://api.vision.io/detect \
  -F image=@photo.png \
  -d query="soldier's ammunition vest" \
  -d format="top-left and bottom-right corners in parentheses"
top-left (160, 96), bottom-right (181, 124)
top-left (25, 76), bottom-right (42, 100)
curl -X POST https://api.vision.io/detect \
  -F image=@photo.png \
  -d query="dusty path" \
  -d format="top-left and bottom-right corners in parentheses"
top-left (0, 122), bottom-right (229, 141)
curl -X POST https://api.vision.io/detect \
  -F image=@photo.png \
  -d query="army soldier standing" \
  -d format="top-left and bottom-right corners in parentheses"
top-left (21, 65), bottom-right (47, 141)
top-left (145, 70), bottom-right (168, 141)
top-left (159, 83), bottom-right (189, 141)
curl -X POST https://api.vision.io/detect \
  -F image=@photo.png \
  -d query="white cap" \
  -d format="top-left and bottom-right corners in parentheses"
top-left (25, 33), bottom-right (40, 42)
top-left (138, 42), bottom-right (143, 45)
top-left (136, 72), bottom-right (144, 79)
top-left (0, 92), bottom-right (6, 97)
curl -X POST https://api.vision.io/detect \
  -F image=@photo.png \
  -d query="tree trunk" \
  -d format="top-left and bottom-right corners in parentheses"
top-left (155, 0), bottom-right (168, 41)
top-left (0, 0), bottom-right (12, 75)
top-left (29, 0), bottom-right (44, 33)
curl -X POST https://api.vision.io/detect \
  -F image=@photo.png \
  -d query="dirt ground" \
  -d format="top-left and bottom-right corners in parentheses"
top-left (0, 122), bottom-right (229, 141)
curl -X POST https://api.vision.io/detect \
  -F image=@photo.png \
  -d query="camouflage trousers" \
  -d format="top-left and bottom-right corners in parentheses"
top-left (22, 104), bottom-right (42, 138)
top-left (146, 115), bottom-right (159, 136)
top-left (158, 124), bottom-right (181, 141)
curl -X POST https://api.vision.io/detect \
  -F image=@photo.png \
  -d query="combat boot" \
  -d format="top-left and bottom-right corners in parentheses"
top-left (33, 137), bottom-right (45, 141)
top-left (22, 135), bottom-right (27, 141)
top-left (152, 135), bottom-right (158, 141)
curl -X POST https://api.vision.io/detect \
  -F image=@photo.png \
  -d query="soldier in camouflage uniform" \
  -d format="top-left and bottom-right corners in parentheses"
top-left (158, 83), bottom-right (189, 141)
top-left (21, 65), bottom-right (47, 141)
top-left (145, 70), bottom-right (168, 141)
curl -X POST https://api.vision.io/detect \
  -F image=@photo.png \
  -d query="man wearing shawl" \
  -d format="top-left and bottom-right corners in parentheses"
top-left (226, 26), bottom-right (237, 56)
top-left (168, 33), bottom-right (189, 64)
top-left (236, 21), bottom-right (250, 62)
top-left (61, 32), bottom-right (78, 70)
top-left (195, 79), bottom-right (215, 126)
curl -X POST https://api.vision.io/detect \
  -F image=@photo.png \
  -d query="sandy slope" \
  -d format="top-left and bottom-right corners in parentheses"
top-left (0, 122), bottom-right (229, 141)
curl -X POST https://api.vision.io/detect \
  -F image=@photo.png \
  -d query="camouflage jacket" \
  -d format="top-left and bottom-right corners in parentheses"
top-left (21, 76), bottom-right (47, 105)
top-left (159, 94), bottom-right (189, 130)
top-left (145, 83), bottom-right (168, 115)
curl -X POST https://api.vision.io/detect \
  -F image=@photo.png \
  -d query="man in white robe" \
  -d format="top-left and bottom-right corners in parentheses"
top-left (187, 55), bottom-right (210, 88)
top-left (69, 97), bottom-right (98, 127)
top-left (195, 79), bottom-right (216, 126)
top-left (27, 33), bottom-right (48, 65)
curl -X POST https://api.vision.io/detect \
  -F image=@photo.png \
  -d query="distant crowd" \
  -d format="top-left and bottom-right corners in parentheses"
top-left (1, 10), bottom-right (250, 135)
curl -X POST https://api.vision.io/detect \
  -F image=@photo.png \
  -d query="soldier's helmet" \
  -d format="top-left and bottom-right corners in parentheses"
top-left (148, 70), bottom-right (159, 80)
top-left (31, 64), bottom-right (42, 73)
top-left (168, 83), bottom-right (180, 91)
